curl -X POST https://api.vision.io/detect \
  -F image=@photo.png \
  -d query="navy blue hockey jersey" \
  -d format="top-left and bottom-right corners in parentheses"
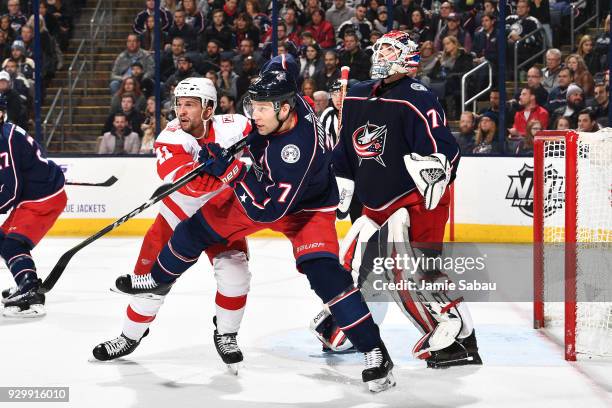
top-left (234, 95), bottom-right (339, 223)
top-left (0, 122), bottom-right (65, 214)
top-left (333, 77), bottom-right (461, 210)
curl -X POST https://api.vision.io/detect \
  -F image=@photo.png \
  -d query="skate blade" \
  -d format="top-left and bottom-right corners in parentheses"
top-left (109, 287), bottom-right (164, 300)
top-left (226, 363), bottom-right (240, 375)
top-left (367, 372), bottom-right (396, 393)
top-left (2, 304), bottom-right (46, 318)
top-left (427, 353), bottom-right (483, 369)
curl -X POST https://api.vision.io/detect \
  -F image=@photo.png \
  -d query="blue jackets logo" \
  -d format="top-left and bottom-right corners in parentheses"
top-left (352, 121), bottom-right (387, 167)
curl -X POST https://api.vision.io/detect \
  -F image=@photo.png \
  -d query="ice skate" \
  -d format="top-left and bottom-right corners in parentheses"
top-left (362, 342), bottom-right (396, 393)
top-left (92, 329), bottom-right (150, 361)
top-left (111, 273), bottom-right (173, 299)
top-left (1, 272), bottom-right (46, 318)
top-left (213, 317), bottom-right (243, 375)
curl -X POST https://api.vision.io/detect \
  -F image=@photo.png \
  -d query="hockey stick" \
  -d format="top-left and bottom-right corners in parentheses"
top-left (336, 66), bottom-right (350, 135)
top-left (39, 135), bottom-right (253, 294)
top-left (66, 176), bottom-right (118, 187)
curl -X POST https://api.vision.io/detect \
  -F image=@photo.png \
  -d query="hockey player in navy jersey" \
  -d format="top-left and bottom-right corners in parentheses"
top-left (317, 31), bottom-right (482, 368)
top-left (112, 55), bottom-right (396, 393)
top-left (0, 96), bottom-right (67, 317)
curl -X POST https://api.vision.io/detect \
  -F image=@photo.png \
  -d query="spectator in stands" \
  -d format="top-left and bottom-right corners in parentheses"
top-left (509, 86), bottom-right (549, 137)
top-left (577, 108), bottom-right (600, 132)
top-left (326, 0), bottom-right (355, 32)
top-left (164, 55), bottom-right (201, 97)
top-left (591, 83), bottom-right (609, 126)
top-left (98, 112), bottom-right (140, 155)
top-left (550, 83), bottom-right (585, 129)
top-left (339, 30), bottom-right (371, 81)
top-left (304, 10), bottom-right (335, 49)
top-left (139, 15), bottom-right (168, 52)
top-left (514, 119), bottom-right (541, 155)
top-left (506, 0), bottom-right (543, 72)
top-left (284, 7), bottom-right (302, 45)
top-left (529, 0), bottom-right (551, 47)
top-left (435, 12), bottom-right (472, 53)
top-left (217, 58), bottom-right (238, 98)
top-left (0, 16), bottom-right (15, 45)
top-left (0, 29), bottom-right (12, 61)
top-left (565, 54), bottom-right (594, 97)
top-left (472, 111), bottom-right (500, 154)
top-left (223, 0), bottom-right (239, 26)
top-left (394, 0), bottom-right (417, 29)
top-left (553, 116), bottom-right (571, 130)
top-left (133, 0), bottom-right (172, 35)
top-left (39, 1), bottom-right (60, 45)
top-left (522, 66), bottom-right (548, 106)
top-left (338, 4), bottom-right (372, 47)
top-left (0, 69), bottom-right (25, 128)
top-left (546, 66), bottom-right (574, 113)
top-left (313, 50), bottom-right (340, 93)
top-left (181, 0), bottom-right (205, 34)
top-left (416, 40), bottom-right (438, 86)
top-left (303, 0), bottom-right (321, 25)
top-left (429, 2), bottom-right (454, 38)
top-left (430, 35), bottom-right (473, 119)
top-left (6, 40), bottom-right (33, 85)
top-left (168, 9), bottom-right (196, 51)
top-left (21, 21), bottom-right (58, 84)
top-left (472, 12), bottom-right (497, 65)
top-left (313, 90), bottom-right (329, 117)
top-left (160, 36), bottom-right (185, 82)
top-left (301, 78), bottom-right (316, 99)
top-left (234, 12), bottom-right (260, 50)
top-left (202, 39), bottom-right (222, 67)
top-left (542, 48), bottom-right (563, 92)
top-left (299, 44), bottom-right (323, 83)
top-left (372, 6), bottom-right (398, 34)
top-left (232, 38), bottom-right (261, 76)
top-left (103, 93), bottom-right (145, 137)
top-left (577, 35), bottom-right (601, 76)
top-left (456, 111), bottom-right (476, 154)
top-left (409, 8), bottom-right (432, 43)
top-left (219, 94), bottom-right (236, 114)
top-left (202, 9), bottom-right (233, 52)
top-left (236, 55), bottom-right (258, 98)
top-left (6, 0), bottom-right (26, 35)
top-left (129, 61), bottom-right (153, 98)
top-left (365, 0), bottom-right (381, 24)
top-left (244, 0), bottom-right (270, 33)
top-left (139, 96), bottom-right (166, 154)
top-left (46, 0), bottom-right (74, 51)
top-left (111, 77), bottom-right (146, 114)
top-left (110, 34), bottom-right (153, 94)
top-left (3, 57), bottom-right (28, 102)
top-left (594, 14), bottom-right (609, 70)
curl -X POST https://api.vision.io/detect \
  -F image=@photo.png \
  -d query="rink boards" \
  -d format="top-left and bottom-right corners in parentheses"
top-left (25, 156), bottom-right (539, 242)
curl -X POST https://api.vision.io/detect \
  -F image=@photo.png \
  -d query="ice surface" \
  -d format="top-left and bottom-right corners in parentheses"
top-left (1, 238), bottom-right (611, 408)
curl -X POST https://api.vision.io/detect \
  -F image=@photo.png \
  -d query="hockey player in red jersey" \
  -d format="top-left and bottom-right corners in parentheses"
top-left (93, 78), bottom-right (252, 373)
top-left (113, 55), bottom-right (396, 393)
top-left (314, 31), bottom-right (482, 368)
top-left (0, 96), bottom-right (67, 318)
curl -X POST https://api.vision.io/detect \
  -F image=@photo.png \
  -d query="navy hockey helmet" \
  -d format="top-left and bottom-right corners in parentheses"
top-left (244, 70), bottom-right (297, 117)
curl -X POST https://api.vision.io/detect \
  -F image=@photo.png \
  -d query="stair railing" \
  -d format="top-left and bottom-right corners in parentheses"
top-left (68, 38), bottom-right (88, 127)
top-left (89, 0), bottom-right (111, 64)
top-left (43, 88), bottom-right (65, 150)
top-left (461, 60), bottom-right (493, 113)
top-left (570, 0), bottom-right (599, 50)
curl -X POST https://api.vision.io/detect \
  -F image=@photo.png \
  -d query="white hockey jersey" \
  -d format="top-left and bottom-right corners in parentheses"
top-left (154, 114), bottom-right (251, 228)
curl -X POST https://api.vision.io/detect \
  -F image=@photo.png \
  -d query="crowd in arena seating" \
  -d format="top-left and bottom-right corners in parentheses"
top-left (0, 0), bottom-right (81, 130)
top-left (100, 0), bottom-right (610, 155)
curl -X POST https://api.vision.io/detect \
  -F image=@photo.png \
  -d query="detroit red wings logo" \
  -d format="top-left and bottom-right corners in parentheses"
top-left (352, 121), bottom-right (387, 166)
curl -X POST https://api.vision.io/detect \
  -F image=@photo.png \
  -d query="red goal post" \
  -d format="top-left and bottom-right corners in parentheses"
top-left (533, 130), bottom-right (612, 361)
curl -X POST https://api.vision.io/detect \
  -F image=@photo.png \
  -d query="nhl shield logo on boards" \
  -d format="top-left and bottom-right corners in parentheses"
top-left (281, 144), bottom-right (300, 163)
top-left (352, 121), bottom-right (387, 166)
top-left (506, 163), bottom-right (564, 218)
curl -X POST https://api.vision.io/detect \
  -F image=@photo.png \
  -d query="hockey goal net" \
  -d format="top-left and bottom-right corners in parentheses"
top-left (533, 130), bottom-right (612, 361)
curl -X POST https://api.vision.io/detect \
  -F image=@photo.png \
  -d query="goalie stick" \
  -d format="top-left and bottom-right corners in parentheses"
top-left (66, 176), bottom-right (118, 187)
top-left (39, 134), bottom-right (254, 293)
top-left (337, 66), bottom-right (350, 135)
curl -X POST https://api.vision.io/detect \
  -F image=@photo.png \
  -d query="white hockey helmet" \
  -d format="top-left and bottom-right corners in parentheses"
top-left (173, 77), bottom-right (218, 114)
top-left (370, 30), bottom-right (420, 79)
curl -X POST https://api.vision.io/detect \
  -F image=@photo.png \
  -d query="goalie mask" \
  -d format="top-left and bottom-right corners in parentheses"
top-left (370, 30), bottom-right (420, 79)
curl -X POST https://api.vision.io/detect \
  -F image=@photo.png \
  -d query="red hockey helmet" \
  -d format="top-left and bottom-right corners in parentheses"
top-left (370, 30), bottom-right (420, 79)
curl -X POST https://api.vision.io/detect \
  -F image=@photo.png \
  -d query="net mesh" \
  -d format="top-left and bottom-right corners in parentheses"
top-left (541, 131), bottom-right (612, 358)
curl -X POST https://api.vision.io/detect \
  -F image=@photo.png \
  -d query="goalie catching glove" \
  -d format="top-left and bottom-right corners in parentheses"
top-left (403, 153), bottom-right (451, 210)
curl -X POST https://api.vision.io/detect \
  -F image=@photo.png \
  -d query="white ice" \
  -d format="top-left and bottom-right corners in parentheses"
top-left (1, 238), bottom-right (611, 408)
